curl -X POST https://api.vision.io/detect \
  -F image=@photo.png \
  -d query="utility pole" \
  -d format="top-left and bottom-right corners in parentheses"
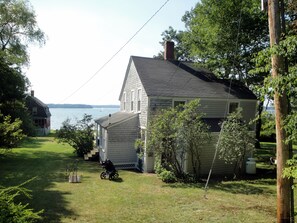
top-left (267, 0), bottom-right (291, 222)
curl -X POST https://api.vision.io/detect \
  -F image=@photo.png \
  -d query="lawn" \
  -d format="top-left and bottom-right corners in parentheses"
top-left (0, 137), bottom-right (291, 222)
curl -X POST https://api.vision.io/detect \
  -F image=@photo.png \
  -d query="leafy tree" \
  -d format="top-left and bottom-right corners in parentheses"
top-left (217, 108), bottom-right (255, 177)
top-left (0, 0), bottom-right (45, 136)
top-left (177, 99), bottom-right (211, 178)
top-left (259, 111), bottom-right (276, 142)
top-left (155, 26), bottom-right (192, 61)
top-left (56, 114), bottom-right (94, 157)
top-left (148, 107), bottom-right (181, 178)
top-left (0, 0), bottom-right (46, 66)
top-left (283, 155), bottom-right (297, 181)
top-left (181, 0), bottom-right (269, 82)
top-left (0, 57), bottom-right (36, 136)
top-left (148, 99), bottom-right (210, 181)
top-left (0, 58), bottom-right (27, 103)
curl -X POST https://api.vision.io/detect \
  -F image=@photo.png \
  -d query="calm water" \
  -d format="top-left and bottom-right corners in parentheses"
top-left (50, 107), bottom-right (120, 130)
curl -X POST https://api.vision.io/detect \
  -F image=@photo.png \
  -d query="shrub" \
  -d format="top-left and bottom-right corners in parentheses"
top-left (159, 170), bottom-right (177, 183)
top-left (0, 113), bottom-right (25, 149)
top-left (56, 114), bottom-right (94, 157)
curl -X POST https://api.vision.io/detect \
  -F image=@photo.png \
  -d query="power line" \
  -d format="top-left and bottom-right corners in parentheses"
top-left (60, 0), bottom-right (170, 103)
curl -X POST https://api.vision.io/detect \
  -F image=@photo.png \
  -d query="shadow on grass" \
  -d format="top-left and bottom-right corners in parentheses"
top-left (210, 179), bottom-right (276, 195)
top-left (0, 148), bottom-right (77, 223)
top-left (162, 170), bottom-right (276, 196)
top-left (112, 177), bottom-right (124, 183)
top-left (19, 137), bottom-right (50, 149)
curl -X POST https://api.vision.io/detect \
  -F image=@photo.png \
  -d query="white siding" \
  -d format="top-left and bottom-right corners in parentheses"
top-left (186, 133), bottom-right (235, 175)
top-left (119, 61), bottom-right (149, 128)
top-left (241, 101), bottom-right (257, 128)
top-left (106, 116), bottom-right (139, 165)
top-left (199, 100), bottom-right (228, 118)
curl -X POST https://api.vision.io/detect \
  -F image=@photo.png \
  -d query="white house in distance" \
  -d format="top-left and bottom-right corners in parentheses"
top-left (95, 41), bottom-right (257, 174)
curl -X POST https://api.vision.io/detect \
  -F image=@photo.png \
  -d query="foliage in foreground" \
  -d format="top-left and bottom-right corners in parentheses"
top-left (56, 114), bottom-right (94, 157)
top-left (283, 155), bottom-right (297, 181)
top-left (0, 180), bottom-right (43, 223)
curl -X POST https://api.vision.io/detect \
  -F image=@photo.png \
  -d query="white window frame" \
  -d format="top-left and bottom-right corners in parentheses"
top-left (131, 90), bottom-right (135, 111)
top-left (137, 88), bottom-right (142, 112)
top-left (123, 92), bottom-right (127, 111)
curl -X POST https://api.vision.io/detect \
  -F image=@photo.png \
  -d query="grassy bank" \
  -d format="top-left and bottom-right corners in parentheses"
top-left (0, 137), bottom-right (288, 222)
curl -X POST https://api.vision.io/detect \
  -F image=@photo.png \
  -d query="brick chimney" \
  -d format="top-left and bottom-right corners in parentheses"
top-left (31, 90), bottom-right (34, 97)
top-left (164, 41), bottom-right (174, 60)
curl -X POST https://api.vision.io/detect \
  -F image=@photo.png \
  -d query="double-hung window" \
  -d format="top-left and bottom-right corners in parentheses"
top-left (131, 90), bottom-right (135, 111)
top-left (123, 92), bottom-right (127, 111)
top-left (137, 89), bottom-right (142, 112)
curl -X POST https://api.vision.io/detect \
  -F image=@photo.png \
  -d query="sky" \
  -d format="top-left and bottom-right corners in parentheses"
top-left (25, 0), bottom-right (198, 105)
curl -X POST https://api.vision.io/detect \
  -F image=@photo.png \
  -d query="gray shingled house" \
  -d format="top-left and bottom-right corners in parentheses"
top-left (95, 42), bottom-right (257, 174)
top-left (26, 91), bottom-right (51, 136)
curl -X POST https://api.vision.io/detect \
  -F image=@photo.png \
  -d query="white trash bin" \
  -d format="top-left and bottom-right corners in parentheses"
top-left (246, 158), bottom-right (256, 174)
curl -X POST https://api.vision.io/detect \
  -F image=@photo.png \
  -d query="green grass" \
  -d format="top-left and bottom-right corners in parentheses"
top-left (0, 138), bottom-right (292, 222)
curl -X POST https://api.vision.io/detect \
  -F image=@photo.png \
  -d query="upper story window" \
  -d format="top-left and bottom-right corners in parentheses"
top-left (131, 90), bottom-right (135, 111)
top-left (32, 107), bottom-right (37, 115)
top-left (228, 101), bottom-right (239, 114)
top-left (137, 89), bottom-right (142, 112)
top-left (123, 92), bottom-right (127, 111)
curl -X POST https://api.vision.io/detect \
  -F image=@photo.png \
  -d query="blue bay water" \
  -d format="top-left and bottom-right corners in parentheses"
top-left (50, 107), bottom-right (120, 130)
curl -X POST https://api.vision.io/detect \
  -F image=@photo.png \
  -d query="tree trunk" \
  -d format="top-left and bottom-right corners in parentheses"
top-left (268, 0), bottom-right (291, 221)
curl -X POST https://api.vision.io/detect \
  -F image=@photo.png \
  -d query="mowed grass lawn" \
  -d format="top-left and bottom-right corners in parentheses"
top-left (0, 137), bottom-right (290, 223)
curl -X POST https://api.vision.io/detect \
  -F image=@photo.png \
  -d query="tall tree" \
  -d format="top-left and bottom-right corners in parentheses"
top-left (154, 26), bottom-right (192, 61)
top-left (0, 0), bottom-right (46, 136)
top-left (0, 0), bottom-right (46, 66)
top-left (181, 0), bottom-right (269, 83)
top-left (157, 0), bottom-right (270, 148)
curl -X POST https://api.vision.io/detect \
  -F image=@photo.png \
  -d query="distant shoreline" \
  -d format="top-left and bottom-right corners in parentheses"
top-left (47, 104), bottom-right (120, 109)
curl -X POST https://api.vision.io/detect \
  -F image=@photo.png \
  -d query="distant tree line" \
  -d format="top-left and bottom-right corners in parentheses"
top-left (47, 104), bottom-right (120, 109)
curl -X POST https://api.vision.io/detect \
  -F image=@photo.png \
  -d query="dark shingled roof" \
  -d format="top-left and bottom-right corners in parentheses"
top-left (127, 56), bottom-right (256, 100)
top-left (25, 95), bottom-right (51, 118)
top-left (95, 112), bottom-right (138, 128)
